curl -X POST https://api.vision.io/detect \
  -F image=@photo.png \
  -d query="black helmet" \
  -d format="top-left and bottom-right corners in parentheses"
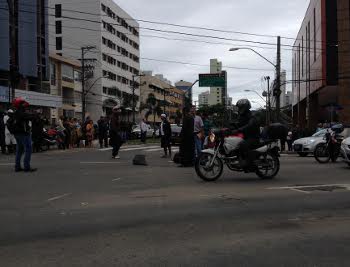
top-left (236, 99), bottom-right (251, 114)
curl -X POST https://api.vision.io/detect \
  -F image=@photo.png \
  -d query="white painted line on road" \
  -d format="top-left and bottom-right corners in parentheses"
top-left (112, 178), bottom-right (122, 182)
top-left (290, 188), bottom-right (311, 194)
top-left (144, 148), bottom-right (164, 152)
top-left (80, 162), bottom-right (121, 164)
top-left (120, 146), bottom-right (159, 152)
top-left (47, 193), bottom-right (72, 202)
top-left (99, 147), bottom-right (112, 151)
top-left (268, 184), bottom-right (350, 190)
top-left (0, 163), bottom-right (14, 166)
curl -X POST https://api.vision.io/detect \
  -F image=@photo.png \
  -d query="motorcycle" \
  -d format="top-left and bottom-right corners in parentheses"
top-left (314, 124), bottom-right (344, 164)
top-left (195, 131), bottom-right (281, 182)
top-left (41, 128), bottom-right (58, 151)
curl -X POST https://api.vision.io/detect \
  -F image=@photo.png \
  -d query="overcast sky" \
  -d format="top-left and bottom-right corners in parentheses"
top-left (115, 0), bottom-right (310, 108)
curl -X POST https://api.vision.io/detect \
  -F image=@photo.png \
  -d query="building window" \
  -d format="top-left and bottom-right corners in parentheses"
top-left (313, 8), bottom-right (317, 62)
top-left (56, 37), bottom-right (62, 50)
top-left (103, 87), bottom-right (107, 94)
top-left (55, 4), bottom-right (62, 18)
top-left (62, 64), bottom-right (74, 82)
top-left (55, 20), bottom-right (62, 34)
top-left (50, 63), bottom-right (56, 86)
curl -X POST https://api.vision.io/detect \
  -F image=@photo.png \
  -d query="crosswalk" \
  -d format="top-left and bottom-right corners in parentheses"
top-left (98, 145), bottom-right (179, 153)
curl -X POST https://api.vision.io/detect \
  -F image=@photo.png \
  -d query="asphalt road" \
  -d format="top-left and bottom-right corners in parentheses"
top-left (1, 145), bottom-right (350, 267)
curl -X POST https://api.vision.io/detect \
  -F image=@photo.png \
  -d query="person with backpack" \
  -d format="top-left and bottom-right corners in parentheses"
top-left (10, 98), bottom-right (37, 172)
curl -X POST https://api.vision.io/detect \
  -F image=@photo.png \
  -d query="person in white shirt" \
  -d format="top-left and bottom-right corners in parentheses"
top-left (4, 109), bottom-right (16, 153)
top-left (140, 118), bottom-right (148, 143)
top-left (191, 106), bottom-right (204, 158)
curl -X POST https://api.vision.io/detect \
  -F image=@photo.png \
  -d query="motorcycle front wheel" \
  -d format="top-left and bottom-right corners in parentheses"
top-left (195, 153), bottom-right (223, 182)
top-left (314, 143), bottom-right (331, 164)
top-left (256, 152), bottom-right (280, 179)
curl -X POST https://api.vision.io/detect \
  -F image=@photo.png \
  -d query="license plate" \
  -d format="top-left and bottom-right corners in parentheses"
top-left (294, 144), bottom-right (302, 151)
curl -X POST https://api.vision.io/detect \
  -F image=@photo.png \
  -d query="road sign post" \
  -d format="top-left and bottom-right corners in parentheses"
top-left (199, 72), bottom-right (226, 88)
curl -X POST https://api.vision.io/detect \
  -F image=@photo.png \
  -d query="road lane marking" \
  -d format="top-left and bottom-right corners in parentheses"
top-left (47, 193), bottom-right (72, 202)
top-left (268, 184), bottom-right (350, 190)
top-left (290, 188), bottom-right (311, 194)
top-left (112, 178), bottom-right (122, 182)
top-left (144, 148), bottom-right (164, 152)
top-left (80, 162), bottom-right (121, 164)
top-left (0, 163), bottom-right (14, 166)
top-left (120, 146), bottom-right (159, 152)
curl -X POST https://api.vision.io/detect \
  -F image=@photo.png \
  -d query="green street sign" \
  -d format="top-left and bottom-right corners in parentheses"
top-left (199, 73), bottom-right (226, 87)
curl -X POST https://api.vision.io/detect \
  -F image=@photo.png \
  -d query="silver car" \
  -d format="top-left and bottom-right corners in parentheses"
top-left (293, 129), bottom-right (328, 157)
top-left (340, 137), bottom-right (350, 166)
top-left (293, 127), bottom-right (350, 157)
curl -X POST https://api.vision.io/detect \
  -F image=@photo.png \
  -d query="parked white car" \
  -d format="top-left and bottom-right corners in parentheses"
top-left (293, 129), bottom-right (328, 157)
top-left (341, 137), bottom-right (350, 166)
top-left (293, 127), bottom-right (350, 157)
top-left (131, 125), bottom-right (159, 139)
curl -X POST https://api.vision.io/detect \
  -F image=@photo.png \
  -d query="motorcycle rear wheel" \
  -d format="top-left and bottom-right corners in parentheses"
top-left (195, 153), bottom-right (223, 182)
top-left (314, 144), bottom-right (331, 164)
top-left (256, 152), bottom-right (280, 179)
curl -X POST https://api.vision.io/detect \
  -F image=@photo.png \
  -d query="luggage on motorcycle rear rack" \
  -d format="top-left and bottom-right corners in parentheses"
top-left (331, 124), bottom-right (344, 134)
top-left (264, 123), bottom-right (288, 140)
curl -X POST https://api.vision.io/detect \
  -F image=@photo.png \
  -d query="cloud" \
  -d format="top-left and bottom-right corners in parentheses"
top-left (115, 0), bottom-right (310, 103)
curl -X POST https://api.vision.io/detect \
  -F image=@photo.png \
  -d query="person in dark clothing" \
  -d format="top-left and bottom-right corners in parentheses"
top-left (160, 114), bottom-right (172, 158)
top-left (97, 116), bottom-right (109, 148)
top-left (229, 99), bottom-right (260, 170)
top-left (63, 117), bottom-right (72, 149)
top-left (179, 107), bottom-right (195, 167)
top-left (32, 114), bottom-right (44, 153)
top-left (0, 110), bottom-right (6, 154)
top-left (110, 105), bottom-right (123, 159)
top-left (12, 98), bottom-right (37, 172)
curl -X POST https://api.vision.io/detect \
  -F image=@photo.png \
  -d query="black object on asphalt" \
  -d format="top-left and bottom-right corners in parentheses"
top-left (133, 155), bottom-right (148, 166)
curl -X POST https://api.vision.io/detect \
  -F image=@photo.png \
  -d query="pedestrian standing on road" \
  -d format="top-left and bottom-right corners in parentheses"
top-left (11, 98), bottom-right (37, 172)
top-left (85, 120), bottom-right (94, 148)
top-left (97, 116), bottom-right (109, 148)
top-left (286, 130), bottom-right (293, 151)
top-left (110, 105), bottom-right (123, 159)
top-left (160, 114), bottom-right (172, 158)
top-left (4, 109), bottom-right (16, 154)
top-left (191, 106), bottom-right (204, 158)
top-left (179, 106), bottom-right (195, 167)
top-left (32, 113), bottom-right (44, 153)
top-left (202, 113), bottom-right (213, 137)
top-left (140, 118), bottom-right (148, 143)
top-left (0, 110), bottom-right (6, 154)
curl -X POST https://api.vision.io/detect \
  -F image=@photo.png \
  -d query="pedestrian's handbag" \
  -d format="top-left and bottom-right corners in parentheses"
top-left (196, 131), bottom-right (204, 140)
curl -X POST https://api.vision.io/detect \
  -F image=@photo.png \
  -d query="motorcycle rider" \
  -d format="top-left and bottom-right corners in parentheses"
top-left (229, 99), bottom-right (260, 170)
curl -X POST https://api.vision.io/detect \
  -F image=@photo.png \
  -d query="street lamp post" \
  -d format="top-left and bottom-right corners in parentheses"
top-left (230, 44), bottom-right (281, 122)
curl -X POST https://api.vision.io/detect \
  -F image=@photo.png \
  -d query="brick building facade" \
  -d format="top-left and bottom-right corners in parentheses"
top-left (292, 0), bottom-right (350, 128)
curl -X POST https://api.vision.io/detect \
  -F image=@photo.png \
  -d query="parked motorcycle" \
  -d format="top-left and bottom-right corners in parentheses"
top-left (41, 128), bottom-right (58, 151)
top-left (314, 124), bottom-right (344, 164)
top-left (195, 124), bottom-right (286, 182)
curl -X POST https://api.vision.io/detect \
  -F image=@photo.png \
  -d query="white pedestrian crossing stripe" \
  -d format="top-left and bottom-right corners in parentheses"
top-left (99, 144), bottom-right (179, 154)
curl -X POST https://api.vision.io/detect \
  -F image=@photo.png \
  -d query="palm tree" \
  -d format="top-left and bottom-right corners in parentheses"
top-left (140, 93), bottom-right (162, 131)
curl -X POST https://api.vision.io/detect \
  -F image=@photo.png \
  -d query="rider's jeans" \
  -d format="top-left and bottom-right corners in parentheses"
top-left (194, 134), bottom-right (203, 158)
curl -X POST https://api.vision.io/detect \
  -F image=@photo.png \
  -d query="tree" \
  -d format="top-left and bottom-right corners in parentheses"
top-left (140, 93), bottom-right (162, 128)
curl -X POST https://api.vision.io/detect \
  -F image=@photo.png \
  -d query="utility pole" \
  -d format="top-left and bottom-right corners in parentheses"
top-left (264, 76), bottom-right (271, 125)
top-left (80, 46), bottom-right (96, 121)
top-left (81, 48), bottom-right (86, 121)
top-left (7, 0), bottom-right (17, 103)
top-left (275, 36), bottom-right (281, 122)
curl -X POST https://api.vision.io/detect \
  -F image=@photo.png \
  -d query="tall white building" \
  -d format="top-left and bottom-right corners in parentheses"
top-left (208, 59), bottom-right (226, 106)
top-left (49, 0), bottom-right (140, 121)
top-left (198, 91), bottom-right (209, 107)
